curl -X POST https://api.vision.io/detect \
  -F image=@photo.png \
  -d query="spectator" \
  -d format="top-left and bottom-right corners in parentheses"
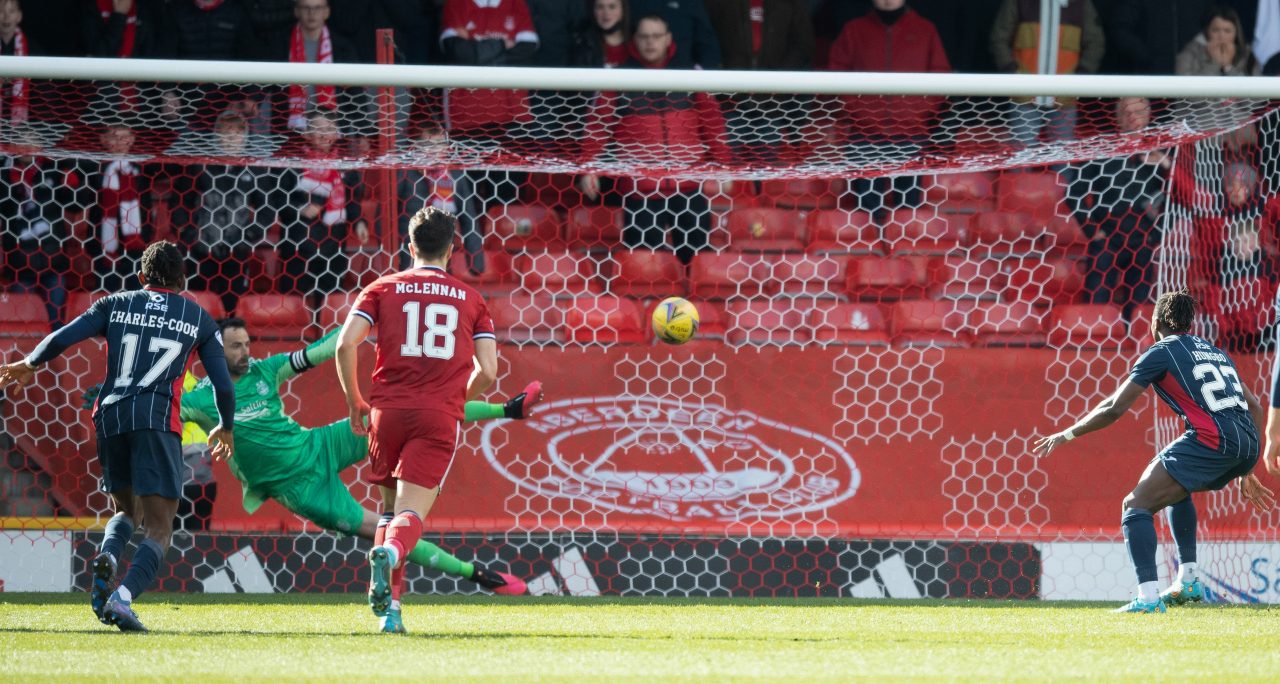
top-left (989, 0), bottom-right (1104, 145)
top-left (175, 111), bottom-right (280, 314)
top-left (827, 0), bottom-right (950, 216)
top-left (704, 0), bottom-right (813, 70)
top-left (0, 0), bottom-right (37, 122)
top-left (94, 125), bottom-right (147, 291)
top-left (265, 0), bottom-right (364, 132)
top-left (630, 0), bottom-right (719, 69)
top-left (171, 0), bottom-right (256, 60)
top-left (278, 109), bottom-right (368, 299)
top-left (572, 0), bottom-right (630, 68)
top-left (396, 119), bottom-right (483, 273)
top-left (1176, 4), bottom-right (1260, 76)
top-left (578, 14), bottom-right (732, 265)
top-left (438, 0), bottom-right (538, 136)
top-left (1065, 97), bottom-right (1170, 317)
top-left (705, 0), bottom-right (814, 161)
top-left (0, 134), bottom-right (69, 326)
top-left (80, 0), bottom-right (176, 58)
top-left (1107, 0), bottom-right (1214, 75)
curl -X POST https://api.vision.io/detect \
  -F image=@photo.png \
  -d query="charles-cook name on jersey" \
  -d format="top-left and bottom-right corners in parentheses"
top-left (109, 309), bottom-right (205, 338)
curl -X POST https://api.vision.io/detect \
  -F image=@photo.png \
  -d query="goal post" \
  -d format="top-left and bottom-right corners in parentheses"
top-left (0, 59), bottom-right (1276, 601)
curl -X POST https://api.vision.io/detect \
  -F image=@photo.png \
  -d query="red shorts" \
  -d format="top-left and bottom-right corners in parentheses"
top-left (367, 407), bottom-right (460, 490)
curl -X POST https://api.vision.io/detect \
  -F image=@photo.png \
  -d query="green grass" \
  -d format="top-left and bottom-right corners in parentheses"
top-left (2, 594), bottom-right (1278, 682)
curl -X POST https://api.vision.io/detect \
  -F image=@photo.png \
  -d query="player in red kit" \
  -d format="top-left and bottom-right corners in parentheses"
top-left (335, 206), bottom-right (499, 634)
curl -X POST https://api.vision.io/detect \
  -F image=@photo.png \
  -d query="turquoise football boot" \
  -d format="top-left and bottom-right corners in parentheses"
top-left (1159, 579), bottom-right (1206, 607)
top-left (1113, 597), bottom-right (1167, 613)
top-left (379, 608), bottom-right (406, 634)
top-left (367, 546), bottom-right (393, 617)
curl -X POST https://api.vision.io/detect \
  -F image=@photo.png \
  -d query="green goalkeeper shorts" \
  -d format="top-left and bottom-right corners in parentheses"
top-left (272, 419), bottom-right (370, 535)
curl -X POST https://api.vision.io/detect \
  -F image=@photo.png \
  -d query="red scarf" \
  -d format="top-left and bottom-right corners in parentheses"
top-left (100, 160), bottom-right (143, 254)
top-left (195, 0), bottom-right (226, 10)
top-left (288, 23), bottom-right (336, 130)
top-left (2, 29), bottom-right (28, 121)
top-left (298, 167), bottom-right (345, 226)
top-left (97, 0), bottom-right (137, 57)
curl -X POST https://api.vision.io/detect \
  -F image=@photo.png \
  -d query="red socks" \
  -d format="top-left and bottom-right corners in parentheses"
top-left (384, 511), bottom-right (422, 570)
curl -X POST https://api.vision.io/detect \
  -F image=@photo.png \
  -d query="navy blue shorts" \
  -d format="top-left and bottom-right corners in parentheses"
top-left (97, 430), bottom-right (183, 499)
top-left (1156, 433), bottom-right (1259, 493)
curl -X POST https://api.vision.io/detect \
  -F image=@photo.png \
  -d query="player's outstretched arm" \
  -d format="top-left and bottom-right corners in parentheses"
top-left (197, 328), bottom-right (237, 461)
top-left (336, 315), bottom-right (372, 435)
top-left (1034, 379), bottom-right (1147, 457)
top-left (0, 311), bottom-right (106, 395)
top-left (276, 327), bottom-right (341, 385)
top-left (462, 380), bottom-right (545, 422)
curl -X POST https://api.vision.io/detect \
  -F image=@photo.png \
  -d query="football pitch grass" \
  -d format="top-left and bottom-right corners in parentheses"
top-left (2, 594), bottom-right (1278, 682)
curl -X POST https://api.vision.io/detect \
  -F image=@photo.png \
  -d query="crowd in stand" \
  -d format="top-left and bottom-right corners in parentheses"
top-left (1, 0), bottom-right (1278, 344)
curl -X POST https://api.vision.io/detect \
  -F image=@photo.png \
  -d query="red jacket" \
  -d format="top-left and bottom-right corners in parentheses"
top-left (582, 42), bottom-right (731, 196)
top-left (440, 0), bottom-right (539, 130)
top-left (827, 9), bottom-right (951, 140)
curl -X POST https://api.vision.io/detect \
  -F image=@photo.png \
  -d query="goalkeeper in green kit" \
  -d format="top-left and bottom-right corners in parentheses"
top-left (99, 316), bottom-right (537, 595)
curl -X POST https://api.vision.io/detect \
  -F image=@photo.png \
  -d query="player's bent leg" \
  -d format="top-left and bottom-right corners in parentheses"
top-left (1116, 460), bottom-right (1189, 614)
top-left (1160, 496), bottom-right (1205, 607)
top-left (92, 493), bottom-right (136, 624)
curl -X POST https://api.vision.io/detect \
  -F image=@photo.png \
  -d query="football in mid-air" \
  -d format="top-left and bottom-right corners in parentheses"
top-left (652, 296), bottom-right (699, 345)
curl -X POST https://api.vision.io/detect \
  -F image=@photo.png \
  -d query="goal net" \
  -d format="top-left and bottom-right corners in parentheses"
top-left (1, 59), bottom-right (1277, 602)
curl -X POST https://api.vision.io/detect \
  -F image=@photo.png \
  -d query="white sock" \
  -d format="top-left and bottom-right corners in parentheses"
top-left (1177, 562), bottom-right (1197, 584)
top-left (382, 544), bottom-right (399, 568)
top-left (390, 599), bottom-right (401, 611)
top-left (1137, 581), bottom-right (1160, 602)
top-left (115, 586), bottom-right (133, 603)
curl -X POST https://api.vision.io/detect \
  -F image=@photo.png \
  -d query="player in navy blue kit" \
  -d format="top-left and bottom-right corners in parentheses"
top-left (0, 242), bottom-right (236, 632)
top-left (1034, 291), bottom-right (1274, 613)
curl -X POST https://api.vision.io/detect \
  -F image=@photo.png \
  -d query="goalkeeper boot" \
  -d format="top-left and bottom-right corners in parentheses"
top-left (504, 381), bottom-right (544, 420)
top-left (367, 546), bottom-right (394, 618)
top-left (1113, 597), bottom-right (1166, 614)
top-left (90, 552), bottom-right (117, 624)
top-left (102, 592), bottom-right (148, 633)
top-left (379, 608), bottom-right (407, 634)
top-left (471, 564), bottom-right (528, 596)
top-left (1159, 579), bottom-right (1205, 607)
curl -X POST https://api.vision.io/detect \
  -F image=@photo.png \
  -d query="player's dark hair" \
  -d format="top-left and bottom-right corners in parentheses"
top-left (408, 206), bottom-right (457, 260)
top-left (140, 241), bottom-right (186, 290)
top-left (218, 317), bottom-right (248, 333)
top-left (1154, 290), bottom-right (1196, 334)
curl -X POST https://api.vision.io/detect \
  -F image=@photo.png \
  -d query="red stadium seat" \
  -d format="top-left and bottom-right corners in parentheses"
top-left (489, 294), bottom-right (563, 344)
top-left (318, 292), bottom-right (360, 331)
top-left (1006, 258), bottom-right (1086, 305)
top-left (563, 296), bottom-right (645, 344)
top-left (846, 256), bottom-right (930, 301)
top-left (520, 172), bottom-right (582, 208)
top-left (514, 251), bottom-right (601, 296)
top-left (182, 291), bottom-right (226, 320)
top-left (997, 171), bottom-right (1064, 219)
top-left (0, 292), bottom-right (51, 337)
top-left (772, 254), bottom-right (851, 297)
top-left (889, 299), bottom-right (971, 347)
top-left (345, 248), bottom-right (391, 289)
top-left (238, 294), bottom-right (310, 341)
top-left (565, 205), bottom-right (623, 251)
top-left (65, 291), bottom-right (106, 319)
top-left (1047, 304), bottom-right (1126, 348)
top-left (809, 303), bottom-right (890, 345)
top-left (726, 299), bottom-right (811, 346)
top-left (1040, 217), bottom-right (1089, 258)
top-left (805, 209), bottom-right (881, 254)
top-left (928, 257), bottom-right (1006, 301)
top-left (610, 250), bottom-right (686, 298)
top-left (967, 211), bottom-right (1038, 256)
top-left (758, 179), bottom-right (839, 209)
top-left (725, 207), bottom-right (805, 252)
top-left (448, 249), bottom-right (516, 297)
top-left (483, 204), bottom-right (563, 251)
top-left (971, 301), bottom-right (1047, 347)
top-left (884, 208), bottom-right (965, 255)
top-left (925, 172), bottom-right (996, 212)
top-left (689, 253), bottom-right (772, 299)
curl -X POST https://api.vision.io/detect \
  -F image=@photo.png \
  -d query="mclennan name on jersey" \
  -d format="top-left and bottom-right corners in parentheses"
top-left (394, 281), bottom-right (468, 300)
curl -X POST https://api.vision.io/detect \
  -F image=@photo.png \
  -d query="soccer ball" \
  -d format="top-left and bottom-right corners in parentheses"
top-left (652, 296), bottom-right (699, 345)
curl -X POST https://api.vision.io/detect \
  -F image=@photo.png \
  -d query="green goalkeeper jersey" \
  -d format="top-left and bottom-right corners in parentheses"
top-left (181, 329), bottom-right (342, 512)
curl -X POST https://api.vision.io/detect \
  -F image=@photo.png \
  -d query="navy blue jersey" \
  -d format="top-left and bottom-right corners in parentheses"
top-left (1130, 333), bottom-right (1256, 453)
top-left (25, 287), bottom-right (235, 437)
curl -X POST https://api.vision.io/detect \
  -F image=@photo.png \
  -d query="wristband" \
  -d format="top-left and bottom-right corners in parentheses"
top-left (22, 358), bottom-right (38, 371)
top-left (1061, 427), bottom-right (1076, 442)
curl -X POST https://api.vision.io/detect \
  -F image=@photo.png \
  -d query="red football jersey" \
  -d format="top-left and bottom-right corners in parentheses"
top-left (350, 265), bottom-right (496, 417)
